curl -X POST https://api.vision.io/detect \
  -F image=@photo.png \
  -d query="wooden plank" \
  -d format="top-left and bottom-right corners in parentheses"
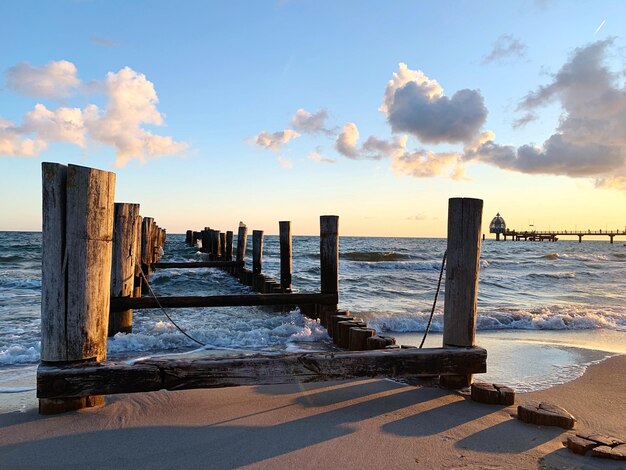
top-left (65, 164), bottom-right (116, 363)
top-left (37, 347), bottom-right (487, 398)
top-left (109, 203), bottom-right (140, 336)
top-left (279, 221), bottom-right (292, 292)
top-left (153, 261), bottom-right (242, 269)
top-left (41, 163), bottom-right (68, 362)
top-left (110, 292), bottom-right (338, 310)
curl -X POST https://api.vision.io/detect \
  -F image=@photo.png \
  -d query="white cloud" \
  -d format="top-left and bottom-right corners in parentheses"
top-left (482, 35), bottom-right (527, 65)
top-left (1, 62), bottom-right (188, 166)
top-left (291, 108), bottom-right (332, 134)
top-left (307, 150), bottom-right (336, 164)
top-left (277, 156), bottom-right (293, 169)
top-left (381, 63), bottom-right (487, 145)
top-left (6, 60), bottom-right (81, 99)
top-left (466, 40), bottom-right (626, 182)
top-left (250, 129), bottom-right (300, 152)
top-left (392, 148), bottom-right (462, 179)
top-left (22, 104), bottom-right (86, 147)
top-left (335, 122), bottom-right (359, 158)
top-left (0, 117), bottom-right (46, 156)
top-left (84, 66), bottom-right (188, 166)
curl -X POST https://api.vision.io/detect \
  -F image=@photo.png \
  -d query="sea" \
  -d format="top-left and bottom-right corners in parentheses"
top-left (1, 231), bottom-right (625, 412)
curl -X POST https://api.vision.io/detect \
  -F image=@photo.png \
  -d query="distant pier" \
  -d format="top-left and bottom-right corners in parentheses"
top-left (500, 229), bottom-right (626, 243)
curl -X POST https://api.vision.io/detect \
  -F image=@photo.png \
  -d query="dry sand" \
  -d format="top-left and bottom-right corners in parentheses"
top-left (0, 355), bottom-right (624, 470)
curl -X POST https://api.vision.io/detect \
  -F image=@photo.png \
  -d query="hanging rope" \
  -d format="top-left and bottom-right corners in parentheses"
top-left (418, 250), bottom-right (447, 349)
top-left (138, 266), bottom-right (206, 347)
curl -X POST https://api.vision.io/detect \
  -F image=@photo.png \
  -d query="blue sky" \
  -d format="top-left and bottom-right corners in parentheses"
top-left (1, 0), bottom-right (626, 236)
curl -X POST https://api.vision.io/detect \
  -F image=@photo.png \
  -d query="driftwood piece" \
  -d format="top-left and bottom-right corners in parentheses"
top-left (471, 382), bottom-right (515, 406)
top-left (37, 347), bottom-right (487, 399)
top-left (517, 401), bottom-right (576, 429)
top-left (566, 436), bottom-right (599, 455)
top-left (349, 327), bottom-right (376, 351)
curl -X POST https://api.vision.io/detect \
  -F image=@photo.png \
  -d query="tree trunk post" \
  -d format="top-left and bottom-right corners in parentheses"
top-left (440, 197), bottom-right (483, 389)
top-left (109, 203), bottom-right (140, 336)
top-left (40, 163), bottom-right (115, 414)
top-left (279, 221), bottom-right (292, 293)
top-left (320, 216), bottom-right (339, 326)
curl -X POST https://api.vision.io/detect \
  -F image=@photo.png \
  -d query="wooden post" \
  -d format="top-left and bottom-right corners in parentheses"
top-left (109, 203), bottom-right (140, 336)
top-left (219, 232), bottom-right (226, 259)
top-left (133, 214), bottom-right (143, 298)
top-left (236, 224), bottom-right (248, 279)
top-left (141, 217), bottom-right (154, 294)
top-left (252, 230), bottom-right (264, 291)
top-left (320, 216), bottom-right (339, 326)
top-left (279, 221), bottom-right (292, 293)
top-left (201, 229), bottom-right (210, 253)
top-left (441, 197), bottom-right (483, 389)
top-left (185, 230), bottom-right (192, 245)
top-left (226, 231), bottom-right (234, 261)
top-left (40, 163), bottom-right (115, 414)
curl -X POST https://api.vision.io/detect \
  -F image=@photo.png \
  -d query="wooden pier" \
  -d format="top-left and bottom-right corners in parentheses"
top-left (37, 162), bottom-right (487, 414)
top-left (501, 229), bottom-right (626, 243)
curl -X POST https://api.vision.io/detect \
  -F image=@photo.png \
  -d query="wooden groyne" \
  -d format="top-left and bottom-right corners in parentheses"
top-left (38, 162), bottom-right (487, 414)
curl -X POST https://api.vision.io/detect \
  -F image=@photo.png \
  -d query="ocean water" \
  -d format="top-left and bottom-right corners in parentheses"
top-left (1, 231), bottom-right (626, 410)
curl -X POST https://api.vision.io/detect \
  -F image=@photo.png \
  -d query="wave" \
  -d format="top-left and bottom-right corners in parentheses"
top-left (541, 252), bottom-right (610, 262)
top-left (0, 279), bottom-right (41, 290)
top-left (527, 272), bottom-right (576, 279)
top-left (357, 304), bottom-right (626, 333)
top-left (342, 251), bottom-right (411, 262)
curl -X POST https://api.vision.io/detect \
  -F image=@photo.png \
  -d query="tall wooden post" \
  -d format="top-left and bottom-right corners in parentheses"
top-left (109, 203), bottom-right (140, 336)
top-left (226, 231), bottom-right (234, 261)
top-left (40, 163), bottom-right (115, 414)
top-left (279, 221), bottom-right (292, 293)
top-left (219, 232), bottom-right (226, 259)
top-left (252, 230), bottom-right (264, 291)
top-left (133, 214), bottom-right (143, 298)
top-left (236, 224), bottom-right (248, 276)
top-left (320, 216), bottom-right (339, 326)
top-left (440, 197), bottom-right (483, 389)
top-left (141, 217), bottom-right (154, 294)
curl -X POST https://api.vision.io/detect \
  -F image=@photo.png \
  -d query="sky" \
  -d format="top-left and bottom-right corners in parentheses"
top-left (1, 0), bottom-right (626, 237)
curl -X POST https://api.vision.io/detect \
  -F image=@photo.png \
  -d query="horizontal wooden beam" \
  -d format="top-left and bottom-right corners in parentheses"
top-left (152, 261), bottom-right (243, 269)
top-left (37, 347), bottom-right (487, 398)
top-left (110, 292), bottom-right (338, 310)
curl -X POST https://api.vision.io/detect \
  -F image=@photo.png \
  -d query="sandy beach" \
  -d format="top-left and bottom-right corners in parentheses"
top-left (0, 355), bottom-right (623, 470)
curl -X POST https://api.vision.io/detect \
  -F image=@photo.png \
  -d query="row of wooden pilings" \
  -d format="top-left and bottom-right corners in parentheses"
top-left (185, 220), bottom-right (399, 351)
top-left (39, 161), bottom-right (486, 415)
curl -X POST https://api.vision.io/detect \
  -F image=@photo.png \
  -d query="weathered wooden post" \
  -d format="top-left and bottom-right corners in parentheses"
top-left (141, 217), bottom-right (154, 294)
top-left (440, 197), bottom-right (483, 389)
top-left (133, 214), bottom-right (143, 298)
top-left (236, 224), bottom-right (248, 279)
top-left (252, 230), bottom-right (264, 291)
top-left (109, 203), bottom-right (140, 336)
top-left (279, 221), bottom-right (292, 293)
top-left (185, 230), bottom-right (192, 245)
top-left (40, 163), bottom-right (115, 414)
top-left (226, 231), bottom-right (234, 262)
top-left (212, 230), bottom-right (221, 260)
top-left (320, 215), bottom-right (339, 326)
top-left (219, 232), bottom-right (226, 260)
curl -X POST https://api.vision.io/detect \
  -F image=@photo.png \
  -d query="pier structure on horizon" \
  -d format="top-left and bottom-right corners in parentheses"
top-left (487, 212), bottom-right (625, 243)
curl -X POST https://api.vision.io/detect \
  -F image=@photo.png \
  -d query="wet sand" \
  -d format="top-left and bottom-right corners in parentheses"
top-left (0, 355), bottom-right (624, 469)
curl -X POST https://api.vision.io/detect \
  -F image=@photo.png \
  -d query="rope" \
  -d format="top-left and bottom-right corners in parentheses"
top-left (138, 266), bottom-right (206, 347)
top-left (418, 250), bottom-right (447, 349)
